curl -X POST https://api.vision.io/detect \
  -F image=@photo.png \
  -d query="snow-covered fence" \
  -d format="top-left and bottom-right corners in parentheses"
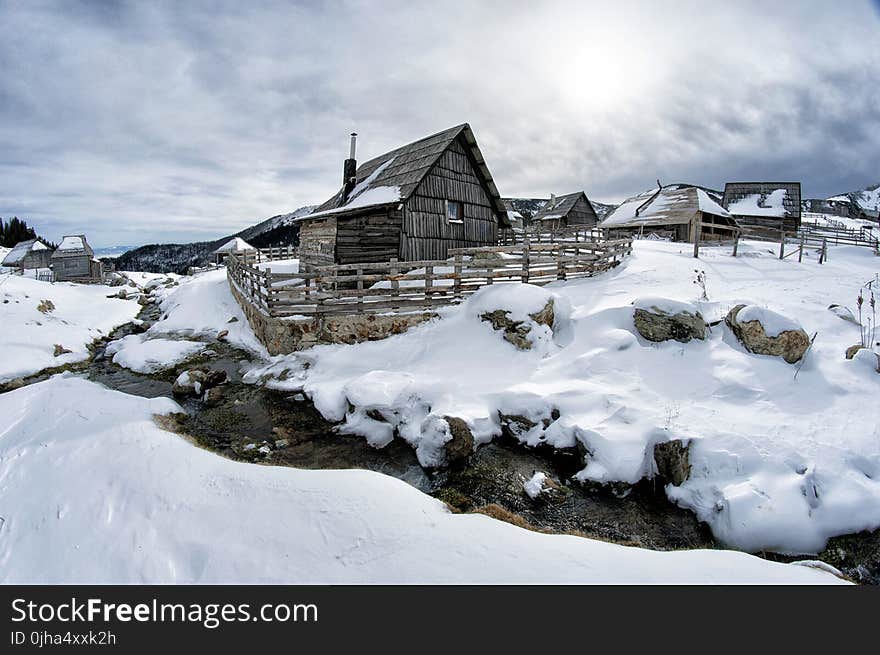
top-left (226, 237), bottom-right (632, 319)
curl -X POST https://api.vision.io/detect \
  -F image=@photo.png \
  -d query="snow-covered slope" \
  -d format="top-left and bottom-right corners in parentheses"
top-left (828, 182), bottom-right (880, 214)
top-left (248, 240), bottom-right (880, 556)
top-left (0, 375), bottom-right (844, 584)
top-left (0, 275), bottom-right (141, 383)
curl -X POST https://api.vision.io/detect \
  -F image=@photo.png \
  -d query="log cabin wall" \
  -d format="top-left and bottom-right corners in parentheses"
top-left (298, 217), bottom-right (338, 270)
top-left (336, 208), bottom-right (403, 264)
top-left (401, 136), bottom-right (498, 261)
top-left (567, 195), bottom-right (599, 225)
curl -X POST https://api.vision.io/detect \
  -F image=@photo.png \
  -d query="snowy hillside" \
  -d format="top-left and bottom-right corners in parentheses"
top-left (828, 182), bottom-right (880, 213)
top-left (0, 375), bottom-right (843, 584)
top-left (114, 205), bottom-right (314, 273)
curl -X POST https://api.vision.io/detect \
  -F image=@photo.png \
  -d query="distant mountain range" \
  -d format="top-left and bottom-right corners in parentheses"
top-left (505, 197), bottom-right (617, 220)
top-left (112, 205), bottom-right (315, 273)
top-left (827, 182), bottom-right (880, 214)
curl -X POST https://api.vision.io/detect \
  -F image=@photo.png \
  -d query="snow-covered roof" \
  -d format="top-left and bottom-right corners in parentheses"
top-left (213, 237), bottom-right (255, 254)
top-left (722, 182), bottom-right (801, 220)
top-left (51, 235), bottom-right (94, 259)
top-left (1, 239), bottom-right (50, 266)
top-left (301, 123), bottom-right (505, 222)
top-left (602, 185), bottom-right (730, 228)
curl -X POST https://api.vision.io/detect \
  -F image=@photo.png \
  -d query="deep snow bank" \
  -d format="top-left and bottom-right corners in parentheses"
top-left (0, 376), bottom-right (842, 584)
top-left (246, 241), bottom-right (880, 555)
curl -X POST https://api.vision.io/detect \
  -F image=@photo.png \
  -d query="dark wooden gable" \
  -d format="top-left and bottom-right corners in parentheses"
top-left (401, 134), bottom-right (499, 261)
top-left (533, 191), bottom-right (599, 226)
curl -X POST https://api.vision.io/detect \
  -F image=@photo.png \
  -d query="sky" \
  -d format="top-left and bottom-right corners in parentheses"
top-left (1, 0), bottom-right (879, 247)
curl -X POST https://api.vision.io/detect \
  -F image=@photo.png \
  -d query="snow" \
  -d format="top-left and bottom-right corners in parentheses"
top-left (148, 268), bottom-right (269, 357)
top-left (0, 375), bottom-right (844, 584)
top-left (0, 275), bottom-right (140, 383)
top-left (696, 188), bottom-right (731, 217)
top-left (246, 240), bottom-right (880, 556)
top-left (633, 296), bottom-right (700, 315)
top-left (57, 235), bottom-right (86, 251)
top-left (524, 472), bottom-right (548, 499)
top-left (104, 333), bottom-right (206, 373)
top-left (213, 237), bottom-right (254, 253)
top-left (2, 239), bottom-right (48, 266)
top-left (301, 186), bottom-right (402, 221)
top-left (348, 157), bottom-right (395, 201)
top-left (736, 305), bottom-right (803, 337)
top-left (728, 189), bottom-right (788, 217)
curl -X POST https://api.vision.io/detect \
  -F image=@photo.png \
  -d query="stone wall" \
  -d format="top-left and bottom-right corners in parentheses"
top-left (228, 271), bottom-right (434, 355)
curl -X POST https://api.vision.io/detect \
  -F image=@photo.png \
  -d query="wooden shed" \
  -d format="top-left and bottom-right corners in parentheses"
top-left (50, 235), bottom-right (102, 282)
top-left (602, 183), bottom-right (739, 242)
top-left (531, 191), bottom-right (599, 230)
top-left (722, 182), bottom-right (801, 232)
top-left (296, 124), bottom-right (506, 270)
top-left (213, 237), bottom-right (256, 264)
top-left (1, 238), bottom-right (53, 272)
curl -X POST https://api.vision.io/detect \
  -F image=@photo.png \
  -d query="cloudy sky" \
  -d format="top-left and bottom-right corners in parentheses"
top-left (2, 0), bottom-right (879, 246)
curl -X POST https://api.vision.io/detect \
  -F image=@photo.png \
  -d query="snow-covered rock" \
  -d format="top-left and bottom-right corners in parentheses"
top-left (105, 334), bottom-right (205, 374)
top-left (632, 297), bottom-right (707, 343)
top-left (726, 304), bottom-right (810, 363)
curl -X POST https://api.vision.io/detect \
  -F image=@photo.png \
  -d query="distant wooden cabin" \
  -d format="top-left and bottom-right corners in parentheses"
top-left (602, 184), bottom-right (739, 242)
top-left (531, 191), bottom-right (599, 230)
top-left (50, 235), bottom-right (102, 282)
top-left (1, 238), bottom-right (53, 272)
top-left (722, 182), bottom-right (801, 232)
top-left (296, 124), bottom-right (506, 270)
top-left (213, 237), bottom-right (256, 264)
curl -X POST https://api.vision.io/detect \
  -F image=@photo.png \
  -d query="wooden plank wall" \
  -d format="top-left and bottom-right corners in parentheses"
top-left (336, 209), bottom-right (403, 264)
top-left (298, 217), bottom-right (338, 270)
top-left (567, 195), bottom-right (598, 225)
top-left (402, 136), bottom-right (498, 261)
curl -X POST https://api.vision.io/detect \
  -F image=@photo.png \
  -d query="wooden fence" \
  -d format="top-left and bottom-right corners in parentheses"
top-left (227, 237), bottom-right (632, 319)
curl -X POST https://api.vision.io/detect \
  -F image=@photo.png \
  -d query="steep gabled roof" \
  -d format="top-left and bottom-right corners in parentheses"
top-left (51, 235), bottom-right (94, 259)
top-left (532, 191), bottom-right (597, 222)
top-left (2, 239), bottom-right (50, 266)
top-left (213, 237), bottom-right (255, 254)
top-left (602, 184), bottom-right (731, 228)
top-left (722, 182), bottom-right (801, 219)
top-left (302, 123), bottom-right (505, 221)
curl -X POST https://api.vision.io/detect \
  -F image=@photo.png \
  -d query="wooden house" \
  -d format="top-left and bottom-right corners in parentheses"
top-left (722, 182), bottom-right (801, 232)
top-left (296, 124), bottom-right (506, 269)
top-left (50, 235), bottom-right (102, 282)
top-left (531, 191), bottom-right (599, 230)
top-left (602, 183), bottom-right (739, 242)
top-left (1, 238), bottom-right (53, 272)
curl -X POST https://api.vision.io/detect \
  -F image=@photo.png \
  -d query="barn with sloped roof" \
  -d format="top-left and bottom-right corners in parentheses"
top-left (1, 238), bottom-right (53, 272)
top-left (531, 191), bottom-right (599, 230)
top-left (722, 182), bottom-right (801, 232)
top-left (296, 124), bottom-right (506, 269)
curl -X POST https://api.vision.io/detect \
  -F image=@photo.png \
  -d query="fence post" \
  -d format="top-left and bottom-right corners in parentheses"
top-left (390, 257), bottom-right (399, 310)
top-left (453, 254), bottom-right (462, 300)
top-left (265, 267), bottom-right (272, 312)
top-left (425, 264), bottom-right (433, 308)
top-left (798, 234), bottom-right (804, 263)
top-left (556, 244), bottom-right (565, 280)
top-left (732, 231), bottom-right (739, 257)
top-left (693, 216), bottom-right (701, 259)
top-left (356, 267), bottom-right (363, 314)
top-left (778, 220), bottom-right (786, 259)
top-left (819, 238), bottom-right (827, 264)
top-left (522, 233), bottom-right (530, 285)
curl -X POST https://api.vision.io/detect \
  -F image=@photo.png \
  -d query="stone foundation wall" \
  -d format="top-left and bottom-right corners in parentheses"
top-left (228, 272), bottom-right (434, 355)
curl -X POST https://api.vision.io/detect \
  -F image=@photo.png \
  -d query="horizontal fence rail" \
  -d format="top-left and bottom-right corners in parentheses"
top-left (227, 237), bottom-right (632, 319)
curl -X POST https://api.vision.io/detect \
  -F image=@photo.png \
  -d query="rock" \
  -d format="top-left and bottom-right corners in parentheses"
top-left (37, 299), bottom-right (55, 313)
top-left (846, 344), bottom-right (866, 360)
top-left (479, 299), bottom-right (555, 350)
top-left (116, 289), bottom-right (128, 299)
top-left (725, 304), bottom-right (810, 364)
top-left (227, 316), bottom-right (239, 323)
top-left (829, 304), bottom-right (860, 325)
top-left (274, 439), bottom-right (289, 449)
top-left (258, 445), bottom-right (271, 455)
top-left (217, 329), bottom-right (229, 341)
top-left (653, 439), bottom-right (691, 486)
top-left (137, 295), bottom-right (153, 306)
top-left (53, 344), bottom-right (72, 357)
top-left (172, 367), bottom-right (228, 397)
top-left (632, 299), bottom-right (706, 343)
top-left (443, 416), bottom-right (475, 465)
top-left (201, 386), bottom-right (225, 407)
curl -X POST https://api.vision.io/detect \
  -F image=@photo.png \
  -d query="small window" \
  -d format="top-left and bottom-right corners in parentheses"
top-left (446, 200), bottom-right (463, 223)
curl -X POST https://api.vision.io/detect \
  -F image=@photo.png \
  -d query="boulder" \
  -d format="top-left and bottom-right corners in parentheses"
top-left (632, 298), bottom-right (706, 343)
top-left (846, 344), bottom-right (865, 360)
top-left (725, 304), bottom-right (810, 364)
top-left (37, 299), bottom-right (55, 314)
top-left (217, 329), bottom-right (229, 341)
top-left (442, 416), bottom-right (475, 465)
top-left (53, 344), bottom-right (72, 357)
top-left (480, 299), bottom-right (555, 350)
top-left (653, 439), bottom-right (691, 486)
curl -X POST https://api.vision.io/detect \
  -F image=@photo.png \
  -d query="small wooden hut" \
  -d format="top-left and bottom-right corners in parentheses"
top-left (213, 237), bottom-right (256, 264)
top-left (296, 124), bottom-right (506, 270)
top-left (1, 238), bottom-right (53, 272)
top-left (602, 184), bottom-right (739, 242)
top-left (722, 182), bottom-right (801, 232)
top-left (531, 191), bottom-right (599, 230)
top-left (50, 235), bottom-right (102, 282)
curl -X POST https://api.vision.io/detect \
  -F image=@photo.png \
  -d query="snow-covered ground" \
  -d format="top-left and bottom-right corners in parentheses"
top-left (0, 274), bottom-right (141, 383)
top-left (0, 375), bottom-right (843, 584)
top-left (247, 240), bottom-right (880, 556)
top-left (105, 333), bottom-right (206, 373)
